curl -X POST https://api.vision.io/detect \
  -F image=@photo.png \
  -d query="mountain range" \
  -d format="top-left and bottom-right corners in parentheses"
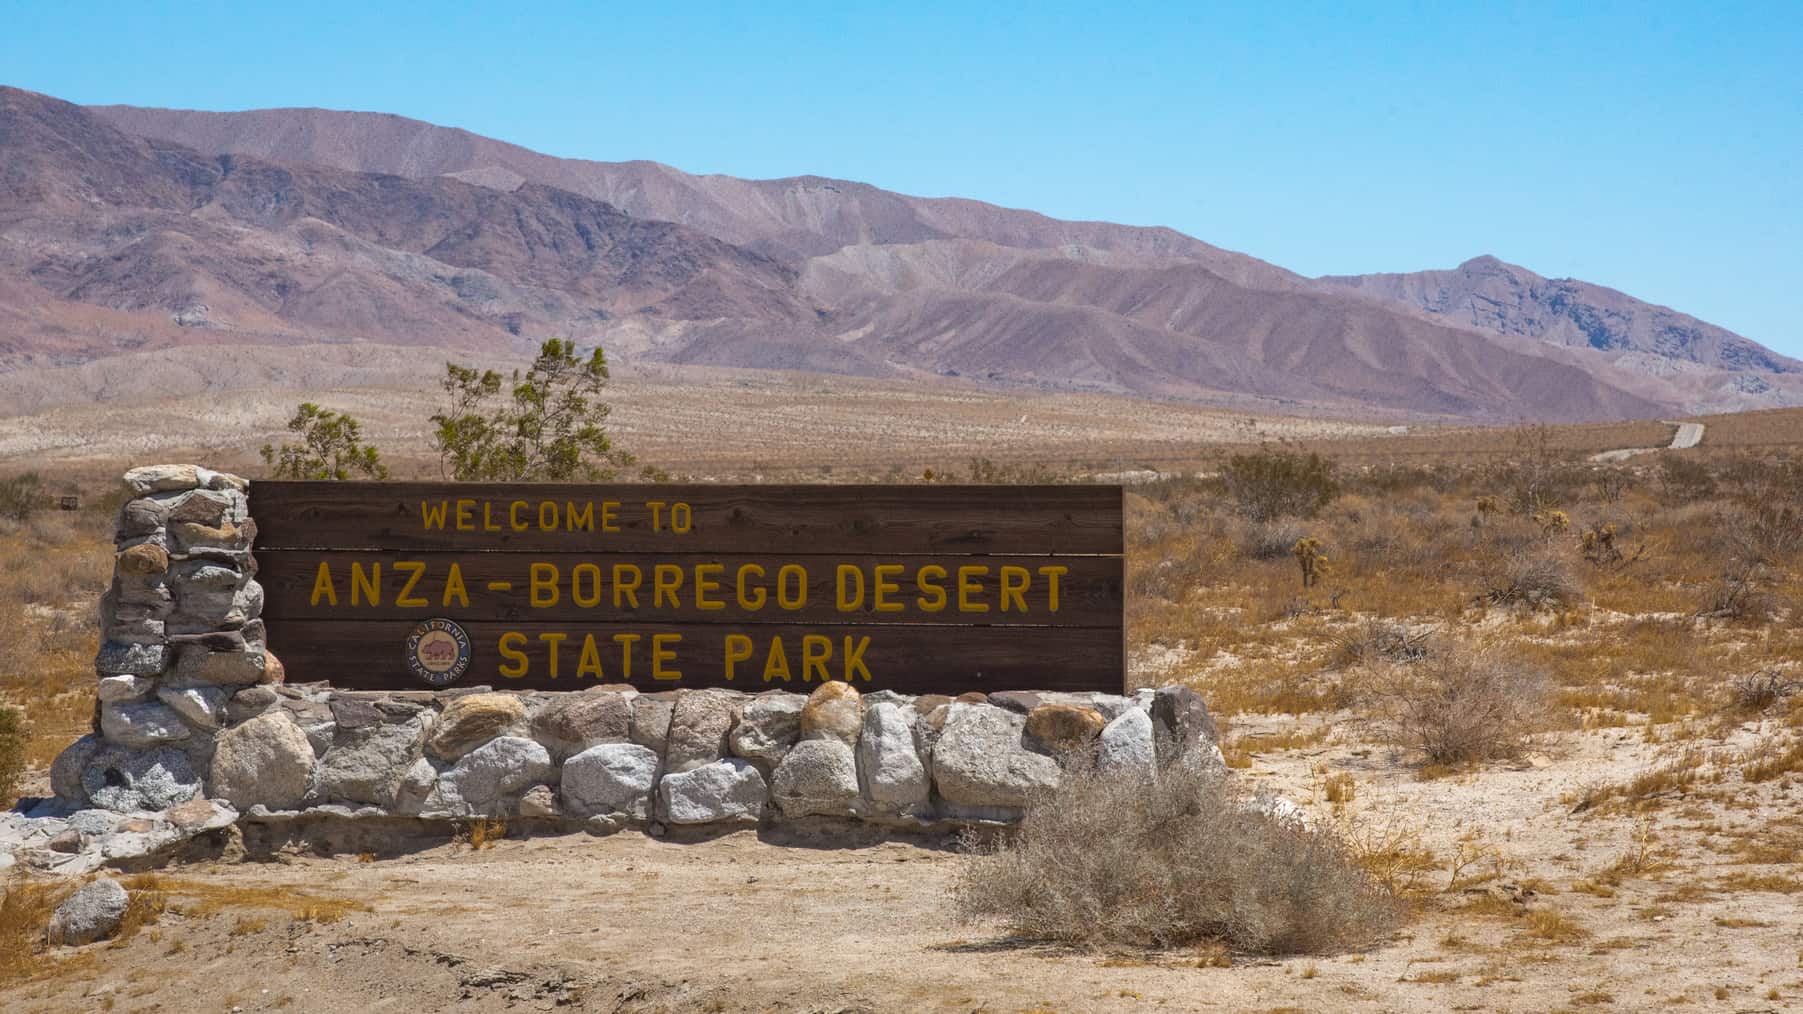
top-left (0, 84), bottom-right (1793, 422)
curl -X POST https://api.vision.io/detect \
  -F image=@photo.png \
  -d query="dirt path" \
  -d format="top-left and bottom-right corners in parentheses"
top-left (1589, 421), bottom-right (1705, 462)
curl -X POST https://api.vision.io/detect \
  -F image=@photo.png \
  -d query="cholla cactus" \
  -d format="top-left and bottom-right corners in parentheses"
top-left (1294, 536), bottom-right (1330, 588)
top-left (1531, 509), bottom-right (1570, 536)
top-left (1581, 522), bottom-right (1621, 564)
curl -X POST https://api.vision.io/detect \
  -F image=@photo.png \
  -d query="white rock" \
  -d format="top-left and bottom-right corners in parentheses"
top-left (562, 743), bottom-right (660, 819)
top-left (856, 703), bottom-right (929, 809)
top-left (730, 694), bottom-right (804, 766)
top-left (47, 878), bottom-right (129, 945)
top-left (81, 744), bottom-right (200, 811)
top-left (770, 739), bottom-right (859, 817)
top-left (435, 736), bottom-right (553, 816)
top-left (156, 686), bottom-right (228, 730)
top-left (930, 704), bottom-right (1060, 808)
top-left (658, 758), bottom-right (767, 825)
top-left (1096, 708), bottom-right (1156, 781)
top-left (207, 711), bottom-right (315, 809)
top-left (314, 714), bottom-right (430, 807)
top-left (100, 700), bottom-right (191, 748)
top-left (98, 674), bottom-right (156, 704)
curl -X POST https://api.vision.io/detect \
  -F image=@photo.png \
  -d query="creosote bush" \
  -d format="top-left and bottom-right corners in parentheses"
top-left (1363, 642), bottom-right (1551, 766)
top-left (955, 765), bottom-right (1401, 954)
top-left (1221, 446), bottom-right (1340, 523)
top-left (0, 472), bottom-right (46, 522)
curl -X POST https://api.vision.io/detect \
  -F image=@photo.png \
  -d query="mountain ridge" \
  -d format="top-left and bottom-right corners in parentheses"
top-left (0, 85), bottom-right (1787, 422)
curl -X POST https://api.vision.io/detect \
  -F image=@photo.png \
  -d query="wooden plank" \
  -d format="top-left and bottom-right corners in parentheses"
top-left (268, 619), bottom-right (1125, 694)
top-left (251, 482), bottom-right (1123, 555)
top-left (259, 551), bottom-right (1122, 627)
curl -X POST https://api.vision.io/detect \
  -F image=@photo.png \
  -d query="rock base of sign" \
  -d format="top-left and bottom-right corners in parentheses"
top-left (27, 680), bottom-right (1222, 869)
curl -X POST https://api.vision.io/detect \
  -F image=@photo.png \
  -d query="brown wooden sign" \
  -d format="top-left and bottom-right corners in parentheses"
top-left (253, 483), bottom-right (1124, 694)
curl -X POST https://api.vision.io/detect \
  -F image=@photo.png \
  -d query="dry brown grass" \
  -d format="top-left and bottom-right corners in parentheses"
top-left (0, 500), bottom-right (115, 780)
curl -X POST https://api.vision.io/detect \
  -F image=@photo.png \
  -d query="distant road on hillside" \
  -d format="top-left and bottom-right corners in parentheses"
top-left (1590, 421), bottom-right (1706, 462)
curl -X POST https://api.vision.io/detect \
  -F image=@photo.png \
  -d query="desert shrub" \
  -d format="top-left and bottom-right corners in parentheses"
top-left (1656, 456), bottom-right (1716, 504)
top-left (1221, 447), bottom-right (1339, 523)
top-left (260, 403), bottom-right (389, 480)
top-left (1334, 619), bottom-right (1432, 669)
top-left (1728, 671), bottom-right (1801, 713)
top-left (0, 706), bottom-right (24, 808)
top-left (433, 338), bottom-right (639, 481)
top-left (1697, 566), bottom-right (1779, 623)
top-left (1364, 643), bottom-right (1551, 765)
top-left (1477, 549), bottom-right (1581, 610)
top-left (955, 765), bottom-right (1401, 953)
top-left (1240, 519), bottom-right (1305, 561)
top-left (1485, 424), bottom-right (1587, 511)
top-left (0, 473), bottom-right (45, 522)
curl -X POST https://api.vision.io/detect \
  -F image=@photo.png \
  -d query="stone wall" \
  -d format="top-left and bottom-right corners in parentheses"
top-left (7, 465), bottom-right (1221, 874)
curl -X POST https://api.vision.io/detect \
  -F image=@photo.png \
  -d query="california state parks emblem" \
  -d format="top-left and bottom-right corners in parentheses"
top-left (406, 618), bottom-right (472, 688)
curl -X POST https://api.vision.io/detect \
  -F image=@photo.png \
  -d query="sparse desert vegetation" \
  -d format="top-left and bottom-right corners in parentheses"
top-left (3, 407), bottom-right (1803, 1010)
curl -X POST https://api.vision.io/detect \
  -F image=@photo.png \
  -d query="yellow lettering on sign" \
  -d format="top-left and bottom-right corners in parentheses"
top-left (916, 565), bottom-right (947, 612)
top-left (395, 561), bottom-right (429, 607)
top-left (801, 634), bottom-right (832, 682)
top-left (694, 563), bottom-right (726, 611)
top-left (498, 632), bottom-right (528, 678)
top-left (957, 565), bottom-right (990, 613)
top-left (1038, 564), bottom-right (1068, 612)
top-left (539, 501), bottom-right (558, 531)
top-left (843, 635), bottom-right (872, 682)
top-left (420, 501), bottom-right (449, 530)
top-left (600, 501), bottom-right (621, 533)
top-left (723, 633), bottom-right (753, 679)
top-left (613, 633), bottom-right (640, 679)
top-left (482, 502), bottom-right (501, 532)
top-left (777, 564), bottom-right (807, 610)
top-left (872, 564), bottom-right (904, 613)
top-left (510, 500), bottom-right (529, 531)
top-left (566, 501), bottom-right (595, 532)
top-left (530, 562), bottom-right (559, 608)
top-left (351, 562), bottom-right (380, 606)
top-left (652, 633), bottom-right (682, 680)
top-left (835, 564), bottom-right (865, 612)
top-left (577, 635), bottom-right (605, 680)
top-left (539, 632), bottom-right (566, 678)
top-left (998, 565), bottom-right (1030, 613)
top-left (571, 563), bottom-right (602, 608)
top-left (736, 564), bottom-right (766, 610)
top-left (442, 563), bottom-right (469, 607)
top-left (613, 564), bottom-right (642, 609)
top-left (310, 561), bottom-right (337, 606)
top-left (455, 498), bottom-right (476, 531)
top-left (653, 564), bottom-right (683, 609)
top-left (762, 636), bottom-right (791, 682)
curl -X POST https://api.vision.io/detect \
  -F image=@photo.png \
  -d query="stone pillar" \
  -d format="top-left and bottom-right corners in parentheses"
top-left (51, 464), bottom-right (277, 811)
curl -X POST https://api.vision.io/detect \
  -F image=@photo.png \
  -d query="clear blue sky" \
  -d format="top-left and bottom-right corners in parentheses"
top-left (6, 2), bottom-right (1799, 355)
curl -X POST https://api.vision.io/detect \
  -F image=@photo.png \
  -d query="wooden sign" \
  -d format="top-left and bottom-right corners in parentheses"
top-left (252, 483), bottom-right (1124, 694)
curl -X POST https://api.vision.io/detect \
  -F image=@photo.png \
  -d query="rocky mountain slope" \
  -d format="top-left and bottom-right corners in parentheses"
top-left (0, 85), bottom-right (1790, 421)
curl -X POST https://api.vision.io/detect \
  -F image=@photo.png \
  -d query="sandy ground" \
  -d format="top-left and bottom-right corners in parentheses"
top-left (10, 714), bottom-right (1802, 1014)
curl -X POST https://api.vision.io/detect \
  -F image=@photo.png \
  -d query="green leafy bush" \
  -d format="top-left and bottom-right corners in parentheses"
top-left (432, 339), bottom-right (638, 481)
top-left (260, 404), bottom-right (389, 480)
